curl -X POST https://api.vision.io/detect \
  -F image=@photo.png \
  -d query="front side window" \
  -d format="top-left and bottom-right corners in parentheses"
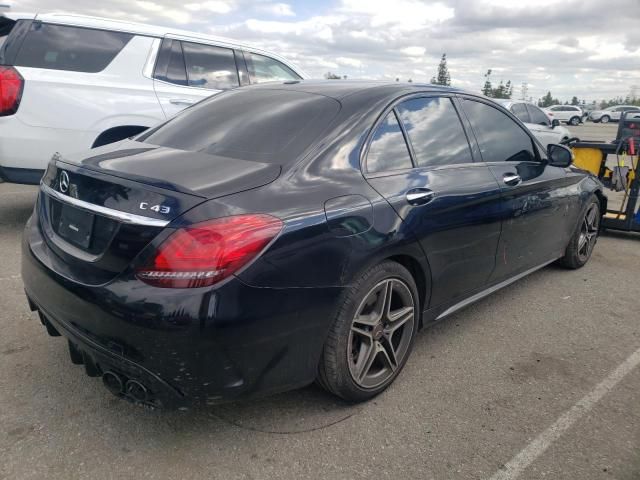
top-left (462, 99), bottom-right (537, 163)
top-left (14, 23), bottom-right (132, 73)
top-left (510, 103), bottom-right (531, 123)
top-left (366, 112), bottom-right (413, 173)
top-left (526, 105), bottom-right (550, 126)
top-left (396, 97), bottom-right (472, 168)
top-left (181, 41), bottom-right (239, 90)
top-left (245, 52), bottom-right (301, 83)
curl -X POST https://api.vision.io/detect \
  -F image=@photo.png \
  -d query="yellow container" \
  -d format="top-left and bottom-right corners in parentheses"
top-left (572, 147), bottom-right (604, 176)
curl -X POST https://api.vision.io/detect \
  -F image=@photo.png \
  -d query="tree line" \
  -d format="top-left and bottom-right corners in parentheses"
top-left (325, 54), bottom-right (638, 109)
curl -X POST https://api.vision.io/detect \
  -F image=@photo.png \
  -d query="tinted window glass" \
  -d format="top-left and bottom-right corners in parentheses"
top-left (366, 112), bottom-right (413, 173)
top-left (165, 41), bottom-right (187, 86)
top-left (181, 42), bottom-right (239, 90)
top-left (510, 103), bottom-right (530, 123)
top-left (462, 99), bottom-right (536, 163)
top-left (0, 17), bottom-right (15, 50)
top-left (140, 89), bottom-right (340, 164)
top-left (526, 104), bottom-right (550, 125)
top-left (245, 52), bottom-right (301, 83)
top-left (395, 97), bottom-right (472, 168)
top-left (14, 23), bottom-right (132, 72)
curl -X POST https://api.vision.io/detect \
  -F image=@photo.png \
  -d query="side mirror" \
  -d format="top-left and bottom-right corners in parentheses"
top-left (547, 144), bottom-right (573, 167)
top-left (551, 119), bottom-right (560, 128)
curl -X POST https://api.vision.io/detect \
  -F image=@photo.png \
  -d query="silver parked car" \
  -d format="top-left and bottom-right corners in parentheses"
top-left (589, 105), bottom-right (640, 123)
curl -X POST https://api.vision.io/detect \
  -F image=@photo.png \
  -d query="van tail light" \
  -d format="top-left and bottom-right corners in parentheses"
top-left (0, 66), bottom-right (24, 116)
top-left (136, 214), bottom-right (283, 288)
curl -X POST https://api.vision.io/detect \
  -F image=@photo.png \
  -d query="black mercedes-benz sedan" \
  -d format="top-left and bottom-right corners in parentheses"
top-left (22, 81), bottom-right (605, 408)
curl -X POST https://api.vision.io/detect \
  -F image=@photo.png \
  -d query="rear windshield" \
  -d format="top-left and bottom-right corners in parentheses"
top-left (14, 23), bottom-right (133, 73)
top-left (139, 88), bottom-right (341, 164)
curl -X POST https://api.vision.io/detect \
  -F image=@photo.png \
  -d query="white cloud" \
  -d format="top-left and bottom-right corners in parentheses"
top-left (340, 0), bottom-right (454, 30)
top-left (256, 2), bottom-right (295, 17)
top-left (185, 1), bottom-right (234, 14)
top-left (402, 46), bottom-right (426, 57)
top-left (336, 56), bottom-right (364, 68)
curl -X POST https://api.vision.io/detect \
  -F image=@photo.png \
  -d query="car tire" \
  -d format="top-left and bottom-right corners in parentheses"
top-left (317, 261), bottom-right (419, 402)
top-left (569, 116), bottom-right (580, 126)
top-left (600, 115), bottom-right (610, 124)
top-left (558, 195), bottom-right (600, 269)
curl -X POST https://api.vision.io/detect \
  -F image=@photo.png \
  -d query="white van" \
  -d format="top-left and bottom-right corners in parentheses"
top-left (0, 12), bottom-right (305, 184)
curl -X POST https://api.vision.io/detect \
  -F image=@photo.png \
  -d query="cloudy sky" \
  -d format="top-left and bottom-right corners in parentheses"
top-left (5, 0), bottom-right (640, 102)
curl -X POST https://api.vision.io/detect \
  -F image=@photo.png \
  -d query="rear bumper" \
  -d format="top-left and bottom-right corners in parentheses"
top-left (22, 214), bottom-right (344, 407)
top-left (29, 299), bottom-right (186, 408)
top-left (0, 115), bottom-right (92, 173)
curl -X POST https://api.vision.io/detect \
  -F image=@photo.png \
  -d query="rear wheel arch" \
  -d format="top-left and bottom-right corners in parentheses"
top-left (593, 189), bottom-right (607, 221)
top-left (385, 254), bottom-right (431, 327)
top-left (92, 125), bottom-right (150, 148)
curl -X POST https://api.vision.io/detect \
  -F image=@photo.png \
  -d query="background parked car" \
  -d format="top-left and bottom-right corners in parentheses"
top-left (589, 105), bottom-right (640, 123)
top-left (543, 105), bottom-right (583, 126)
top-left (0, 13), bottom-right (305, 185)
top-left (497, 100), bottom-right (571, 147)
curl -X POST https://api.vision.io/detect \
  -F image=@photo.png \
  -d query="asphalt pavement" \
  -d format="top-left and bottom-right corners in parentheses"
top-left (1, 121), bottom-right (639, 480)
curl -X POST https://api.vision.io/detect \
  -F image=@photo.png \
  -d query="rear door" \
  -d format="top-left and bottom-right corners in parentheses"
top-left (152, 38), bottom-right (241, 118)
top-left (460, 97), bottom-right (573, 280)
top-left (364, 95), bottom-right (503, 308)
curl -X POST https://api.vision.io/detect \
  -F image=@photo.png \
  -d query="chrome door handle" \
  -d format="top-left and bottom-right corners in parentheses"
top-left (169, 98), bottom-right (194, 106)
top-left (503, 173), bottom-right (522, 186)
top-left (406, 188), bottom-right (435, 205)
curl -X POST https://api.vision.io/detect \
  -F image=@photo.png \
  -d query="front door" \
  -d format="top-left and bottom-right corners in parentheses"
top-left (364, 96), bottom-right (503, 308)
top-left (460, 97), bottom-right (572, 281)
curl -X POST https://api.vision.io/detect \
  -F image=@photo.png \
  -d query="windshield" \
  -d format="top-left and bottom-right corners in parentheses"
top-left (139, 88), bottom-right (340, 164)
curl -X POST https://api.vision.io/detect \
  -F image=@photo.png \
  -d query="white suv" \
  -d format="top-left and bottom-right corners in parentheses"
top-left (0, 13), bottom-right (305, 184)
top-left (543, 105), bottom-right (583, 126)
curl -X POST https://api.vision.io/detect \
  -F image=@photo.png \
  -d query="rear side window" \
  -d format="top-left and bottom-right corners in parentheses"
top-left (0, 17), bottom-right (15, 51)
top-left (366, 111), bottom-right (413, 173)
top-left (245, 52), bottom-right (301, 83)
top-left (396, 97), bottom-right (472, 168)
top-left (140, 89), bottom-right (340, 164)
top-left (526, 104), bottom-right (550, 125)
top-left (14, 23), bottom-right (133, 73)
top-left (462, 99), bottom-right (537, 163)
top-left (181, 41), bottom-right (239, 90)
top-left (510, 103), bottom-right (530, 123)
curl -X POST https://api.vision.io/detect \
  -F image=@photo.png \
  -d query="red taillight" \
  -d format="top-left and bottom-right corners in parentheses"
top-left (0, 66), bottom-right (24, 116)
top-left (136, 214), bottom-right (283, 288)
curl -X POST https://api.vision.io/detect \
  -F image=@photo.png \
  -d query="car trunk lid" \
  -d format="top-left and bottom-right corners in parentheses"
top-left (36, 145), bottom-right (280, 285)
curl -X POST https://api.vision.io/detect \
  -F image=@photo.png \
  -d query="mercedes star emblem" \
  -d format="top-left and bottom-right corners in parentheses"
top-left (59, 171), bottom-right (70, 193)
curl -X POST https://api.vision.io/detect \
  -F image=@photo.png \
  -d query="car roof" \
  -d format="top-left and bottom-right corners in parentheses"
top-left (1, 11), bottom-right (305, 76)
top-left (243, 80), bottom-right (464, 100)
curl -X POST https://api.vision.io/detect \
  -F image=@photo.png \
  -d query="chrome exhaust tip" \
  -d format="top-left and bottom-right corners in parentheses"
top-left (125, 380), bottom-right (148, 403)
top-left (102, 371), bottom-right (124, 395)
